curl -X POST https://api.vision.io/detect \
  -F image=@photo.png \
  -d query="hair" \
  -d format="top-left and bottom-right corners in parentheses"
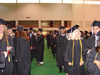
top-left (72, 29), bottom-right (81, 40)
top-left (3, 25), bottom-right (9, 42)
top-left (17, 30), bottom-right (28, 40)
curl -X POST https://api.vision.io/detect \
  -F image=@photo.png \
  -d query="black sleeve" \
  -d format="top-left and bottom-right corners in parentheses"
top-left (86, 48), bottom-right (97, 74)
top-left (36, 35), bottom-right (43, 42)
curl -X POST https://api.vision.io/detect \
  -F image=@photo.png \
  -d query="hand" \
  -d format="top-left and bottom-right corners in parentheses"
top-left (80, 61), bottom-right (84, 66)
top-left (31, 46), bottom-right (33, 50)
top-left (7, 46), bottom-right (12, 51)
top-left (87, 49), bottom-right (91, 54)
top-left (1, 51), bottom-right (8, 55)
top-left (94, 60), bottom-right (100, 69)
top-left (54, 45), bottom-right (56, 47)
top-left (68, 62), bottom-right (72, 66)
top-left (15, 60), bottom-right (18, 62)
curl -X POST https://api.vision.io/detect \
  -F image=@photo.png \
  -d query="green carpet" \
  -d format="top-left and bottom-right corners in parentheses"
top-left (31, 38), bottom-right (65, 75)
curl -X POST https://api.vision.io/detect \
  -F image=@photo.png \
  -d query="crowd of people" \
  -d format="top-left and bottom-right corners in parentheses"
top-left (0, 18), bottom-right (100, 75)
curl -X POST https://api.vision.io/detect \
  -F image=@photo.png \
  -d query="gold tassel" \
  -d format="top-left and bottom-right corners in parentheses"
top-left (6, 40), bottom-right (10, 62)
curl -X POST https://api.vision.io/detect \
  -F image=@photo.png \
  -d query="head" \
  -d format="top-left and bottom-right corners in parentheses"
top-left (8, 29), bottom-right (13, 35)
top-left (72, 29), bottom-right (81, 40)
top-left (93, 26), bottom-right (100, 35)
top-left (0, 25), bottom-right (5, 33)
top-left (53, 34), bottom-right (56, 38)
top-left (67, 33), bottom-right (72, 40)
top-left (60, 29), bottom-right (65, 34)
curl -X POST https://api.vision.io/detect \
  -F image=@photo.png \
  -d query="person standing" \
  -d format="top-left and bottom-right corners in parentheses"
top-left (56, 26), bottom-right (68, 73)
top-left (15, 26), bottom-right (31, 75)
top-left (35, 28), bottom-right (44, 65)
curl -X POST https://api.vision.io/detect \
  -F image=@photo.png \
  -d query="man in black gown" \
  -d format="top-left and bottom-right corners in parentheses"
top-left (35, 28), bottom-right (44, 65)
top-left (56, 26), bottom-right (68, 73)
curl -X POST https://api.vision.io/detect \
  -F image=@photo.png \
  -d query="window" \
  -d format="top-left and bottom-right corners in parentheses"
top-left (17, 0), bottom-right (39, 3)
top-left (40, 0), bottom-right (62, 3)
top-left (0, 0), bottom-right (16, 3)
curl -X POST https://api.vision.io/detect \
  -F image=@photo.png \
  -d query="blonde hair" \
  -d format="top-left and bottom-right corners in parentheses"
top-left (3, 25), bottom-right (9, 41)
top-left (72, 29), bottom-right (81, 40)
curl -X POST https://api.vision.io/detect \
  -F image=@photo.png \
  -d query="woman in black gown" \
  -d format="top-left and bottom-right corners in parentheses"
top-left (64, 25), bottom-right (86, 75)
top-left (15, 26), bottom-right (31, 75)
top-left (0, 18), bottom-right (14, 75)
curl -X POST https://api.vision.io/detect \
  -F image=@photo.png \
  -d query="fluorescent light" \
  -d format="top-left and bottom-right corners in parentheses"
top-left (40, 0), bottom-right (62, 3)
top-left (63, 0), bottom-right (72, 3)
top-left (17, 0), bottom-right (39, 3)
top-left (0, 0), bottom-right (16, 3)
top-left (85, 1), bottom-right (100, 5)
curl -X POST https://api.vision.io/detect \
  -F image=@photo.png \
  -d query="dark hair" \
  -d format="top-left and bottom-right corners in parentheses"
top-left (17, 31), bottom-right (28, 40)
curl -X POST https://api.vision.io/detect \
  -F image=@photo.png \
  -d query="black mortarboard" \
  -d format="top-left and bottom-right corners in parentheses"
top-left (59, 26), bottom-right (65, 29)
top-left (7, 26), bottom-right (12, 29)
top-left (17, 26), bottom-right (23, 31)
top-left (67, 29), bottom-right (71, 33)
top-left (85, 31), bottom-right (88, 34)
top-left (33, 30), bottom-right (36, 32)
top-left (71, 25), bottom-right (79, 32)
top-left (29, 27), bottom-right (33, 30)
top-left (24, 29), bottom-right (28, 31)
top-left (38, 28), bottom-right (43, 32)
top-left (12, 29), bottom-right (16, 33)
top-left (0, 18), bottom-right (7, 25)
top-left (91, 20), bottom-right (100, 27)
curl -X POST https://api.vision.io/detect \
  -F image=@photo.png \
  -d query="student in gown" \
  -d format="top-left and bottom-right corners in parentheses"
top-left (64, 25), bottom-right (86, 75)
top-left (51, 33), bottom-right (57, 58)
top-left (15, 26), bottom-right (31, 75)
top-left (56, 26), bottom-right (68, 73)
top-left (85, 20), bottom-right (100, 55)
top-left (64, 29), bottom-right (72, 75)
top-left (86, 31), bottom-right (100, 75)
top-left (0, 18), bottom-right (14, 75)
top-left (7, 26), bottom-right (17, 75)
top-left (46, 32), bottom-right (51, 49)
top-left (35, 28), bottom-right (44, 65)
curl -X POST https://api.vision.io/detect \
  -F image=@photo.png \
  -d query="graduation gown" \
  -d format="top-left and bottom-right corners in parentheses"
top-left (86, 48), bottom-right (100, 75)
top-left (47, 34), bottom-right (51, 49)
top-left (30, 35), bottom-right (36, 60)
top-left (0, 36), bottom-right (15, 75)
top-left (84, 35), bottom-right (95, 56)
top-left (64, 39), bottom-right (86, 75)
top-left (16, 37), bottom-right (31, 75)
top-left (56, 35), bottom-right (68, 67)
top-left (35, 34), bottom-right (44, 62)
top-left (51, 37), bottom-right (57, 54)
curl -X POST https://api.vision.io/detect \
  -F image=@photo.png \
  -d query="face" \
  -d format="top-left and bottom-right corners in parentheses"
top-left (67, 33), bottom-right (72, 39)
top-left (8, 29), bottom-right (13, 35)
top-left (53, 34), bottom-right (56, 37)
top-left (38, 31), bottom-right (41, 34)
top-left (74, 29), bottom-right (80, 37)
top-left (0, 25), bottom-right (4, 33)
top-left (93, 26), bottom-right (100, 35)
top-left (60, 29), bottom-right (65, 34)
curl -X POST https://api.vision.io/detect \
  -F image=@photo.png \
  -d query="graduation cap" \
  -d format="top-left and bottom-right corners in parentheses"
top-left (0, 18), bottom-right (7, 25)
top-left (59, 26), bottom-right (65, 29)
top-left (12, 29), bottom-right (16, 33)
top-left (67, 29), bottom-right (71, 33)
top-left (33, 30), bottom-right (36, 32)
top-left (29, 27), bottom-right (33, 30)
top-left (17, 26), bottom-right (23, 31)
top-left (85, 31), bottom-right (88, 34)
top-left (24, 29), bottom-right (28, 31)
top-left (71, 25), bottom-right (79, 32)
top-left (38, 28), bottom-right (43, 32)
top-left (7, 26), bottom-right (12, 29)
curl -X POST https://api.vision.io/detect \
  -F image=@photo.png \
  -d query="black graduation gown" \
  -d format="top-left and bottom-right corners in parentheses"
top-left (51, 37), bottom-right (57, 54)
top-left (86, 48), bottom-right (100, 75)
top-left (64, 39), bottom-right (86, 75)
top-left (47, 34), bottom-right (51, 49)
top-left (0, 36), bottom-right (15, 75)
top-left (35, 34), bottom-right (44, 62)
top-left (84, 35), bottom-right (95, 56)
top-left (30, 35), bottom-right (36, 60)
top-left (16, 37), bottom-right (31, 75)
top-left (56, 35), bottom-right (68, 67)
